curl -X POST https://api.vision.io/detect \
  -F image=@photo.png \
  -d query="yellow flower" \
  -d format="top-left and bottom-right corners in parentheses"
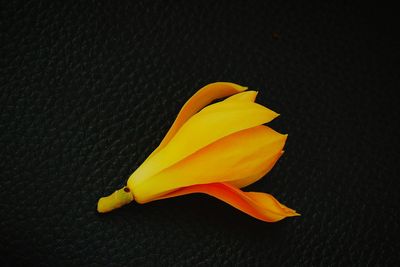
top-left (97, 82), bottom-right (299, 222)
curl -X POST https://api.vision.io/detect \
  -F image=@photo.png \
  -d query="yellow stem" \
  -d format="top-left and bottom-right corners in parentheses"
top-left (97, 186), bottom-right (134, 213)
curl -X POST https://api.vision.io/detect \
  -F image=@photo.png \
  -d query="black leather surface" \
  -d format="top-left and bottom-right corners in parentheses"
top-left (1, 1), bottom-right (399, 266)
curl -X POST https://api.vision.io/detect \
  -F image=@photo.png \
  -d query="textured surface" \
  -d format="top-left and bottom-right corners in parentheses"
top-left (1, 1), bottom-right (399, 266)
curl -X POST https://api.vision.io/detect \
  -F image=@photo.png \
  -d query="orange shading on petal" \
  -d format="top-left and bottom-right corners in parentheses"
top-left (156, 183), bottom-right (299, 222)
top-left (228, 151), bottom-right (284, 189)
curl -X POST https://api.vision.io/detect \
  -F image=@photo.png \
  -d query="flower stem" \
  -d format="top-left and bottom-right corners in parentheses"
top-left (97, 186), bottom-right (134, 213)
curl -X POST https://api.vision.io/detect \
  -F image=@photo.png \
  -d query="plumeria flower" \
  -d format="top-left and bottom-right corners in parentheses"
top-left (97, 82), bottom-right (299, 222)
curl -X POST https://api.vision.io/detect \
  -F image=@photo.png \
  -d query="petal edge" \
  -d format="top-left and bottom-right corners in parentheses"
top-left (156, 182), bottom-right (298, 222)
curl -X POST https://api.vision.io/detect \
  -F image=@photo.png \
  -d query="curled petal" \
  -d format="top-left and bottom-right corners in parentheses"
top-left (156, 182), bottom-right (299, 222)
top-left (130, 125), bottom-right (286, 203)
top-left (148, 82), bottom-right (248, 158)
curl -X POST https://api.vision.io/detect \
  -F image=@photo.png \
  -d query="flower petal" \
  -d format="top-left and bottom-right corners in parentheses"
top-left (130, 125), bottom-right (286, 203)
top-left (228, 151), bottom-right (284, 188)
top-left (148, 82), bottom-right (248, 158)
top-left (156, 182), bottom-right (299, 222)
top-left (223, 90), bottom-right (258, 102)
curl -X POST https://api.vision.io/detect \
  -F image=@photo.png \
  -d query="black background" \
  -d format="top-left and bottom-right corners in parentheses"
top-left (1, 1), bottom-right (399, 266)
